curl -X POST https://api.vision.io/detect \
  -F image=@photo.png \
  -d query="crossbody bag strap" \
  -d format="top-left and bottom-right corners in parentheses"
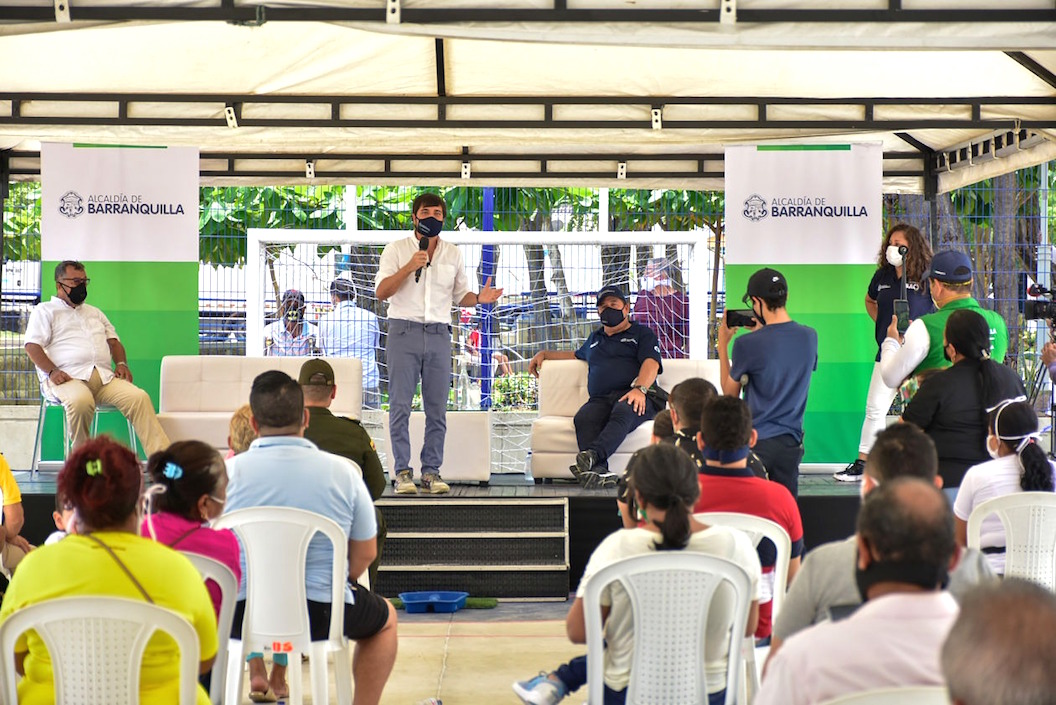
top-left (83, 533), bottom-right (154, 604)
top-left (166, 525), bottom-right (200, 550)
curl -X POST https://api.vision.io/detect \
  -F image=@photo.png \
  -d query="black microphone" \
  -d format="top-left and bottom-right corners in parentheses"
top-left (414, 236), bottom-right (430, 283)
top-left (898, 245), bottom-right (908, 255)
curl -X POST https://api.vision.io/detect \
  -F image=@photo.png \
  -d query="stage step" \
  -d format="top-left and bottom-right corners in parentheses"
top-left (375, 498), bottom-right (569, 599)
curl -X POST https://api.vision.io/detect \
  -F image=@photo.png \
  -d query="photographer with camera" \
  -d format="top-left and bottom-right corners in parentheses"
top-left (836, 224), bottom-right (934, 482)
top-left (879, 250), bottom-right (1008, 392)
top-left (718, 268), bottom-right (818, 498)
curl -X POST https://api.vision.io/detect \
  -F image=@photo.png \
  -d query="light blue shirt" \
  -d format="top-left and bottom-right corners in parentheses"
top-left (318, 301), bottom-right (380, 391)
top-left (263, 320), bottom-right (317, 356)
top-left (225, 435), bottom-right (376, 603)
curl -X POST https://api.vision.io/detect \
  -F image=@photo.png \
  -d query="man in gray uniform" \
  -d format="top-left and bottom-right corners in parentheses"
top-left (374, 193), bottom-right (503, 495)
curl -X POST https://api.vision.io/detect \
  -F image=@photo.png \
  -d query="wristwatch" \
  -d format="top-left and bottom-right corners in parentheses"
top-left (634, 385), bottom-right (649, 395)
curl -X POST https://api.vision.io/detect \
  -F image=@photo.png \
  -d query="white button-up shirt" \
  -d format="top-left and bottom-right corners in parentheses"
top-left (24, 297), bottom-right (119, 385)
top-left (375, 236), bottom-right (472, 324)
top-left (756, 591), bottom-right (959, 705)
top-left (318, 301), bottom-right (380, 391)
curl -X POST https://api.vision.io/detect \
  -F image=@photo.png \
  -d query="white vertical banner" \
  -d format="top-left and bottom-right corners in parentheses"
top-left (725, 143), bottom-right (881, 265)
top-left (41, 143), bottom-right (199, 262)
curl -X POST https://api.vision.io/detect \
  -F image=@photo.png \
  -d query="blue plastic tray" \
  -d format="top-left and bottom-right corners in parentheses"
top-left (399, 591), bottom-right (469, 613)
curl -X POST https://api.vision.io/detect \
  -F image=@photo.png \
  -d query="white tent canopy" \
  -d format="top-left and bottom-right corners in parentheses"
top-left (2, 0), bottom-right (1055, 192)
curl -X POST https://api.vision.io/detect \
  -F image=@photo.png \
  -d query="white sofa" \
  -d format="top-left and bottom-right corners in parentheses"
top-left (381, 410), bottom-right (492, 484)
top-left (530, 358), bottom-right (722, 479)
top-left (158, 355), bottom-right (362, 450)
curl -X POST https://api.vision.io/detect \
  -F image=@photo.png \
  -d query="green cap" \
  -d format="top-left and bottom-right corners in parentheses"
top-left (298, 359), bottom-right (335, 386)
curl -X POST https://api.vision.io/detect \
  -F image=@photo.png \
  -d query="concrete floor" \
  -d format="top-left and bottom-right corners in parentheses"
top-left (228, 600), bottom-right (585, 705)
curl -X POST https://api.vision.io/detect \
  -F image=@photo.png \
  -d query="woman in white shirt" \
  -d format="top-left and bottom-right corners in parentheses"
top-left (954, 398), bottom-right (1056, 574)
top-left (568, 443), bottom-right (760, 705)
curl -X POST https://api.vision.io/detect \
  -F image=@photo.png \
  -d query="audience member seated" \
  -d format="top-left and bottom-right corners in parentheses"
top-left (953, 397), bottom-right (1055, 575)
top-left (299, 359), bottom-right (388, 587)
top-left (757, 477), bottom-right (959, 705)
top-left (0, 436), bottom-right (217, 705)
top-left (513, 443), bottom-right (761, 705)
top-left (225, 371), bottom-right (397, 705)
top-left (942, 579), bottom-right (1056, 705)
top-left (0, 451), bottom-right (32, 575)
top-left (529, 285), bottom-right (663, 489)
top-left (694, 395), bottom-right (803, 640)
top-left (649, 408), bottom-right (675, 445)
top-left (227, 403), bottom-right (256, 457)
top-left (43, 490), bottom-right (75, 545)
top-left (668, 378), bottom-right (716, 468)
top-left (772, 423), bottom-right (994, 653)
top-left (24, 260), bottom-right (170, 455)
top-left (142, 440), bottom-right (241, 620)
top-left (901, 309), bottom-right (1025, 491)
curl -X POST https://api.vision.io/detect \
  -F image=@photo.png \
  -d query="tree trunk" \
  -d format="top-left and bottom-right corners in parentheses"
top-left (993, 171), bottom-right (1020, 361)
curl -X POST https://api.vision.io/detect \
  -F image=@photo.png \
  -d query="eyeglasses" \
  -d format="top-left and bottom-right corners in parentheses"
top-left (61, 277), bottom-right (90, 286)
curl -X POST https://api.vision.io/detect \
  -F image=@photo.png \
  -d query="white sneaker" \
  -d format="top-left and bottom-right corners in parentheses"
top-left (512, 673), bottom-right (568, 705)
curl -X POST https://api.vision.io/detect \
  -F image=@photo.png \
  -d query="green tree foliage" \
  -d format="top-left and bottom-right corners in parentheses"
top-left (2, 182), bottom-right (41, 261)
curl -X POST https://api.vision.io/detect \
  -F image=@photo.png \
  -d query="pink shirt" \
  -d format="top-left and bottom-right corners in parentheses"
top-left (757, 592), bottom-right (958, 705)
top-left (140, 512), bottom-right (241, 619)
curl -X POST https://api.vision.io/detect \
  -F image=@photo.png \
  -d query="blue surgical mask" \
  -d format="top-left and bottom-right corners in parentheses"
top-left (416, 216), bottom-right (444, 238)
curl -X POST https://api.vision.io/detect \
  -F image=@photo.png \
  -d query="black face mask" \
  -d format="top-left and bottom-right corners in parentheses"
top-left (751, 301), bottom-right (767, 327)
top-left (600, 307), bottom-right (626, 328)
top-left (854, 558), bottom-right (949, 602)
top-left (62, 282), bottom-right (88, 305)
top-left (284, 308), bottom-right (304, 323)
top-left (943, 344), bottom-right (952, 363)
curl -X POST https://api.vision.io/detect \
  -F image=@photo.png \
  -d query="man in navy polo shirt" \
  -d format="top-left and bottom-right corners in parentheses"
top-left (529, 285), bottom-right (663, 488)
top-left (718, 267), bottom-right (818, 498)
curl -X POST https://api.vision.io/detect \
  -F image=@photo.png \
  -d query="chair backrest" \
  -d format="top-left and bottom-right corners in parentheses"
top-left (966, 491), bottom-right (1056, 590)
top-left (0, 595), bottom-right (200, 705)
top-left (817, 685), bottom-right (949, 705)
top-left (695, 512), bottom-right (792, 621)
top-left (582, 552), bottom-right (751, 705)
top-left (213, 506), bottom-right (348, 653)
top-left (183, 552), bottom-right (238, 705)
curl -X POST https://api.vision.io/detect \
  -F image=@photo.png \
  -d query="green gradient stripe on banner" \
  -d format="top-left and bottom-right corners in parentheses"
top-left (726, 263), bottom-right (876, 463)
top-left (38, 260), bottom-right (197, 460)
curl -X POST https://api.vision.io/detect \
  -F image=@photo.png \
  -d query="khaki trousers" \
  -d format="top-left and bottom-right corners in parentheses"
top-left (1, 541), bottom-right (26, 576)
top-left (47, 368), bottom-right (170, 456)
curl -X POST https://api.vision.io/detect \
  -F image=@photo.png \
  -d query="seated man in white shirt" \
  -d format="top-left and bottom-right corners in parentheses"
top-left (756, 477), bottom-right (960, 705)
top-left (23, 260), bottom-right (170, 455)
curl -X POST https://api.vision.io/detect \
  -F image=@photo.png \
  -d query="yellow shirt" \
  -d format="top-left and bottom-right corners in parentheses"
top-left (0, 531), bottom-right (217, 705)
top-left (0, 454), bottom-right (21, 506)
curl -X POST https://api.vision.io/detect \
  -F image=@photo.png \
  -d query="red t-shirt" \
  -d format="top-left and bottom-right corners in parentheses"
top-left (694, 466), bottom-right (804, 639)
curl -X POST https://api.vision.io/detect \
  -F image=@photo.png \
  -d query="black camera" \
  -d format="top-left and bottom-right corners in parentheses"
top-left (1025, 284), bottom-right (1056, 320)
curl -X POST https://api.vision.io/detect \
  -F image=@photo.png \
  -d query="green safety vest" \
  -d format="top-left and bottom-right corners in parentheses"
top-left (915, 297), bottom-right (1009, 376)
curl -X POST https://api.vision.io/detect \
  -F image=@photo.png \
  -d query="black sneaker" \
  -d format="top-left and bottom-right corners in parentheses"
top-left (570, 450), bottom-right (600, 483)
top-left (834, 459), bottom-right (866, 482)
top-left (580, 470), bottom-right (619, 490)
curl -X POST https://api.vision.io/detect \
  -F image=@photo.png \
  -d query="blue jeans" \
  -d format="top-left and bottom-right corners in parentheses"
top-left (386, 319), bottom-right (452, 475)
top-left (555, 655), bottom-right (726, 705)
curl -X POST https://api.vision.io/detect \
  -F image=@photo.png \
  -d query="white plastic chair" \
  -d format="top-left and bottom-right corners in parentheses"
top-left (30, 395), bottom-right (139, 475)
top-left (184, 552), bottom-right (238, 705)
top-left (582, 552), bottom-right (751, 705)
top-left (817, 685), bottom-right (949, 704)
top-left (966, 491), bottom-right (1056, 590)
top-left (695, 511), bottom-right (792, 702)
top-left (213, 507), bottom-right (353, 705)
top-left (0, 595), bottom-right (200, 705)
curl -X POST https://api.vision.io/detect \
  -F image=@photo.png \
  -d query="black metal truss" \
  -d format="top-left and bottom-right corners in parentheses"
top-left (1, 2), bottom-right (1054, 23)
top-left (4, 149), bottom-right (927, 183)
top-left (1, 93), bottom-right (1053, 131)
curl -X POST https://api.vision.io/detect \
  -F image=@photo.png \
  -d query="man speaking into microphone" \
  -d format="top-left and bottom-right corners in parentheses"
top-left (375, 193), bottom-right (503, 496)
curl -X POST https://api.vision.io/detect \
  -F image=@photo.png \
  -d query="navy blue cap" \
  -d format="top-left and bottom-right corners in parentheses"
top-left (596, 285), bottom-right (627, 307)
top-left (926, 250), bottom-right (973, 284)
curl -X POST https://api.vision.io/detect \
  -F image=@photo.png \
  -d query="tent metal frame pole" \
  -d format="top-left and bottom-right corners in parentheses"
top-left (0, 151), bottom-right (8, 279)
top-left (0, 4), bottom-right (1052, 23)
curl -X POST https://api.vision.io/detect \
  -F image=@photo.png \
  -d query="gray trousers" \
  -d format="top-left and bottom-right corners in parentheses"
top-left (387, 318), bottom-right (451, 476)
